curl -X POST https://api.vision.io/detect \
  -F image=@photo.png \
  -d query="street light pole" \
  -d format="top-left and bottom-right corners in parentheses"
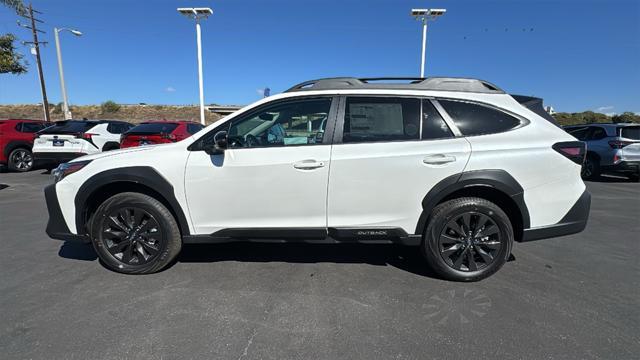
top-left (54, 27), bottom-right (82, 120)
top-left (195, 19), bottom-right (205, 126)
top-left (177, 7), bottom-right (213, 125)
top-left (411, 9), bottom-right (446, 78)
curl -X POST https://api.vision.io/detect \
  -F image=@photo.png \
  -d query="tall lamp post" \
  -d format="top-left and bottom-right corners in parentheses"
top-left (411, 8), bottom-right (446, 78)
top-left (177, 7), bottom-right (213, 125)
top-left (54, 27), bottom-right (82, 120)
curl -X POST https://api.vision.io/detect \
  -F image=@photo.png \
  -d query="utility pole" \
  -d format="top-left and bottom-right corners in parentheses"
top-left (20, 4), bottom-right (50, 122)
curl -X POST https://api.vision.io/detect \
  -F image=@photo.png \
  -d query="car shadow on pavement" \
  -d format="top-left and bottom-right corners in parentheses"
top-left (58, 241), bottom-right (97, 261)
top-left (586, 175), bottom-right (637, 183)
top-left (0, 184), bottom-right (8, 191)
top-left (179, 243), bottom-right (442, 279)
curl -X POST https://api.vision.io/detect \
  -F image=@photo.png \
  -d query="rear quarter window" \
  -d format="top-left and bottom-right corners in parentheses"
top-left (438, 100), bottom-right (522, 136)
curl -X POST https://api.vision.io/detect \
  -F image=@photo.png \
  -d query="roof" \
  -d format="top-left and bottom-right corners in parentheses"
top-left (285, 77), bottom-right (505, 94)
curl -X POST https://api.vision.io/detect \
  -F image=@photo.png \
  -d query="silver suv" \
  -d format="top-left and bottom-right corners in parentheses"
top-left (565, 123), bottom-right (640, 181)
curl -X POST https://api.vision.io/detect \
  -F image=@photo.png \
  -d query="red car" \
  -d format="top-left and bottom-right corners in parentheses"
top-left (0, 119), bottom-right (49, 172)
top-left (120, 121), bottom-right (204, 148)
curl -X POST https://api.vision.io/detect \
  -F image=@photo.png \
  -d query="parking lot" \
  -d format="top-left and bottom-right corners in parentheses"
top-left (0, 170), bottom-right (638, 359)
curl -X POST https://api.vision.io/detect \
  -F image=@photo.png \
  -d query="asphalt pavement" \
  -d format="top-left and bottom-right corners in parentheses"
top-left (0, 170), bottom-right (638, 360)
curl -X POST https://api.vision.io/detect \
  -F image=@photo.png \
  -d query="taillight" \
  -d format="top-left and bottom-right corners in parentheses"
top-left (608, 140), bottom-right (634, 149)
top-left (553, 141), bottom-right (586, 165)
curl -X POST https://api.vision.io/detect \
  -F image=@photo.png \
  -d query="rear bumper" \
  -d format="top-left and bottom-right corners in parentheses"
top-left (44, 184), bottom-right (88, 243)
top-left (521, 190), bottom-right (591, 242)
top-left (602, 160), bottom-right (639, 174)
top-left (34, 152), bottom-right (86, 168)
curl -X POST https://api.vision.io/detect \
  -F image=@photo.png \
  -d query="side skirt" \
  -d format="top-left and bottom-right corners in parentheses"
top-left (182, 227), bottom-right (422, 246)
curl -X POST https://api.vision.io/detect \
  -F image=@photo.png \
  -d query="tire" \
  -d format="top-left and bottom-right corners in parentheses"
top-left (581, 155), bottom-right (600, 180)
top-left (421, 197), bottom-right (514, 282)
top-left (8, 148), bottom-right (34, 172)
top-left (90, 192), bottom-right (182, 274)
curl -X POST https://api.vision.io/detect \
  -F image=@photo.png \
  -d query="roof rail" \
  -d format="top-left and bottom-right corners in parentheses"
top-left (285, 77), bottom-right (505, 94)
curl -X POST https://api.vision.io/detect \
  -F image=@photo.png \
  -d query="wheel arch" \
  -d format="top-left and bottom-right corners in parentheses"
top-left (415, 170), bottom-right (530, 242)
top-left (102, 141), bottom-right (120, 151)
top-left (75, 167), bottom-right (190, 237)
top-left (4, 140), bottom-right (32, 157)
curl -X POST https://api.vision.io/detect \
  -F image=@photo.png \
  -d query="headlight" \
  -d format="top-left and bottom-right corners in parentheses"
top-left (52, 160), bottom-right (92, 183)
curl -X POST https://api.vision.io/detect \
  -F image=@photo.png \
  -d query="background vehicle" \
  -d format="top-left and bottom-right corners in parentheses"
top-left (120, 121), bottom-right (204, 148)
top-left (565, 123), bottom-right (640, 181)
top-left (45, 77), bottom-right (590, 281)
top-left (0, 119), bottom-right (48, 172)
top-left (33, 120), bottom-right (133, 169)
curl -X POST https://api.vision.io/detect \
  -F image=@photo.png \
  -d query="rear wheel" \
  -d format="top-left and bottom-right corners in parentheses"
top-left (8, 148), bottom-right (33, 172)
top-left (581, 155), bottom-right (600, 180)
top-left (422, 197), bottom-right (513, 282)
top-left (90, 192), bottom-right (182, 274)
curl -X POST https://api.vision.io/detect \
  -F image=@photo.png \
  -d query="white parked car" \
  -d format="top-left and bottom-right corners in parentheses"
top-left (33, 120), bottom-right (133, 169)
top-left (44, 77), bottom-right (590, 281)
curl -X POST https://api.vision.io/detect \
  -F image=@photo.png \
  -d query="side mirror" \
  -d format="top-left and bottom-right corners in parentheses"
top-left (203, 130), bottom-right (227, 155)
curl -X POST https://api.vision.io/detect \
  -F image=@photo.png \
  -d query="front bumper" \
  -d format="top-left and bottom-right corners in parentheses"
top-left (44, 183), bottom-right (89, 243)
top-left (521, 189), bottom-right (591, 242)
top-left (34, 152), bottom-right (86, 169)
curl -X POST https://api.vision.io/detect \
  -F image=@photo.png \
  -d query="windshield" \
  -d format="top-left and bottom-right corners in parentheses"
top-left (619, 126), bottom-right (640, 140)
top-left (39, 121), bottom-right (97, 134)
top-left (126, 123), bottom-right (179, 134)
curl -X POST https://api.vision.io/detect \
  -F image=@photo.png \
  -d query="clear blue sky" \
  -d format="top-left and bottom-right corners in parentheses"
top-left (1, 0), bottom-right (638, 113)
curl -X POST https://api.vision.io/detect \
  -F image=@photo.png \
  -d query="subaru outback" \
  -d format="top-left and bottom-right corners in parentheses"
top-left (44, 77), bottom-right (591, 281)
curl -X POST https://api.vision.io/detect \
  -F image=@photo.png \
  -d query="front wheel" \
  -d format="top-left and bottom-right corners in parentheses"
top-left (422, 197), bottom-right (514, 282)
top-left (8, 148), bottom-right (33, 172)
top-left (90, 192), bottom-right (182, 274)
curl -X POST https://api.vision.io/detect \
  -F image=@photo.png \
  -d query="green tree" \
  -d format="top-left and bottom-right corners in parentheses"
top-left (101, 100), bottom-right (121, 113)
top-left (612, 112), bottom-right (640, 124)
top-left (0, 34), bottom-right (27, 74)
top-left (1, 0), bottom-right (27, 74)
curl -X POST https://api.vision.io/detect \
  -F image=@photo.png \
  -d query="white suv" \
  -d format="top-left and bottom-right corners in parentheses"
top-left (33, 120), bottom-right (133, 169)
top-left (44, 77), bottom-right (590, 281)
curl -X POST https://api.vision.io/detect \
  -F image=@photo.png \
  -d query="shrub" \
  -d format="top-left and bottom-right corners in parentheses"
top-left (100, 100), bottom-right (120, 113)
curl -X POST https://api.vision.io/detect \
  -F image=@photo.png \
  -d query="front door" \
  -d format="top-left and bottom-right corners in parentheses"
top-left (184, 96), bottom-right (337, 235)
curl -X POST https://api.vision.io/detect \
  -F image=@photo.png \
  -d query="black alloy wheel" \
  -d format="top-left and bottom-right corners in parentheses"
top-left (438, 212), bottom-right (502, 272)
top-left (8, 148), bottom-right (33, 172)
top-left (102, 207), bottom-right (163, 266)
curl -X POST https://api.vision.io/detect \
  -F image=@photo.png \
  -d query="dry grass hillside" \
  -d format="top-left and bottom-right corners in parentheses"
top-left (0, 104), bottom-right (224, 125)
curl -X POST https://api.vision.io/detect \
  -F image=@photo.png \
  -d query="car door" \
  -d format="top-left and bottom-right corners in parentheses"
top-left (327, 96), bottom-right (470, 235)
top-left (184, 96), bottom-right (337, 236)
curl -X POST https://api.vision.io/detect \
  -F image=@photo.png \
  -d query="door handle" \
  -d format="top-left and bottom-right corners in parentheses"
top-left (293, 160), bottom-right (325, 170)
top-left (423, 154), bottom-right (456, 165)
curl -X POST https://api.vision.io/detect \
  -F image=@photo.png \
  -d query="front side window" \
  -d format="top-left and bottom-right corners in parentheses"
top-left (343, 97), bottom-right (420, 143)
top-left (439, 100), bottom-right (521, 136)
top-left (228, 98), bottom-right (331, 148)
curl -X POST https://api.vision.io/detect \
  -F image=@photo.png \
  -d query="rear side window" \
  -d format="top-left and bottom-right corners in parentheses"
top-left (127, 123), bottom-right (179, 134)
top-left (107, 122), bottom-right (131, 134)
top-left (40, 121), bottom-right (96, 134)
top-left (588, 127), bottom-right (607, 140)
top-left (343, 97), bottom-right (420, 143)
top-left (19, 122), bottom-right (46, 133)
top-left (422, 100), bottom-right (452, 140)
top-left (620, 126), bottom-right (640, 140)
top-left (439, 100), bottom-right (521, 136)
top-left (187, 123), bottom-right (204, 135)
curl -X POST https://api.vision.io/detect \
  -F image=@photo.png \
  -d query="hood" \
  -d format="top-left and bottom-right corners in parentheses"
top-left (72, 145), bottom-right (159, 162)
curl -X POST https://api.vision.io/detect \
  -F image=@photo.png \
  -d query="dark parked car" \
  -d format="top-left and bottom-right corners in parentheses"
top-left (0, 119), bottom-right (49, 172)
top-left (120, 121), bottom-right (204, 148)
top-left (565, 123), bottom-right (640, 181)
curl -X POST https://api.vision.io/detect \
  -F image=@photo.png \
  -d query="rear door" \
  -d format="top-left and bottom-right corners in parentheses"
top-left (327, 96), bottom-right (470, 235)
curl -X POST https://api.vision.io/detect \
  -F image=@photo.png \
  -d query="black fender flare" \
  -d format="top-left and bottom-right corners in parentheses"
top-left (414, 169), bottom-right (530, 235)
top-left (74, 166), bottom-right (191, 235)
top-left (4, 140), bottom-right (32, 157)
top-left (102, 142), bottom-right (120, 151)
